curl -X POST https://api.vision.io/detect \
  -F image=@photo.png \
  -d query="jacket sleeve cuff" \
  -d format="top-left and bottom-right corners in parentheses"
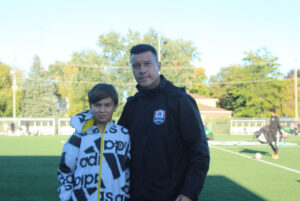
top-left (180, 168), bottom-right (209, 201)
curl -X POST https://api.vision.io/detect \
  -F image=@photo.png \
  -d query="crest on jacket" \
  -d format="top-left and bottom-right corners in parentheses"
top-left (153, 109), bottom-right (166, 125)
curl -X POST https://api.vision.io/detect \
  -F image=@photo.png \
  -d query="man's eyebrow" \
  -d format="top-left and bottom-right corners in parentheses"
top-left (132, 59), bottom-right (153, 65)
top-left (132, 62), bottom-right (140, 66)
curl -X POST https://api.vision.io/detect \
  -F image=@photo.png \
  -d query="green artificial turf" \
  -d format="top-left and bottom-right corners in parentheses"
top-left (200, 135), bottom-right (300, 201)
top-left (0, 135), bottom-right (299, 201)
top-left (0, 135), bottom-right (69, 201)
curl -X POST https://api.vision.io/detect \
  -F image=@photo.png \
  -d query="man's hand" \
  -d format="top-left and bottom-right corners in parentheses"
top-left (175, 194), bottom-right (193, 201)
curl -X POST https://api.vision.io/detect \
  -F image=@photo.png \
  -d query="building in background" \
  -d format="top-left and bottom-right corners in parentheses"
top-left (189, 94), bottom-right (232, 118)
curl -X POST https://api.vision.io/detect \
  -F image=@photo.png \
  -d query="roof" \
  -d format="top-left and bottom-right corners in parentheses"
top-left (198, 104), bottom-right (232, 113)
top-left (189, 93), bottom-right (218, 100)
top-left (188, 93), bottom-right (231, 114)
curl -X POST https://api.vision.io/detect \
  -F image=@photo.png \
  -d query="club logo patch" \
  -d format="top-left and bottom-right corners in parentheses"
top-left (153, 109), bottom-right (166, 125)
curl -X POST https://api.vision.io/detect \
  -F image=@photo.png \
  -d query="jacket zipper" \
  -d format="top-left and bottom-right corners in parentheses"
top-left (97, 123), bottom-right (109, 201)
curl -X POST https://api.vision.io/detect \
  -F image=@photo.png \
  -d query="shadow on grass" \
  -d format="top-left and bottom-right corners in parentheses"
top-left (0, 156), bottom-right (60, 201)
top-left (198, 175), bottom-right (266, 201)
top-left (0, 156), bottom-right (267, 201)
top-left (240, 148), bottom-right (270, 156)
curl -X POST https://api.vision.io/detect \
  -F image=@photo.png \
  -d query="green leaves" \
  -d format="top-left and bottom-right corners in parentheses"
top-left (0, 62), bottom-right (23, 117)
top-left (21, 55), bottom-right (58, 117)
top-left (96, 29), bottom-right (199, 116)
top-left (190, 67), bottom-right (210, 96)
top-left (210, 48), bottom-right (286, 117)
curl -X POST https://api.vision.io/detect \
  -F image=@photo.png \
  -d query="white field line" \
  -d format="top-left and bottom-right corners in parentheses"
top-left (210, 145), bottom-right (300, 174)
top-left (208, 140), bottom-right (297, 146)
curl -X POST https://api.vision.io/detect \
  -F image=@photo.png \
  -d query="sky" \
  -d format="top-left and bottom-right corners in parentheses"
top-left (1, 0), bottom-right (299, 77)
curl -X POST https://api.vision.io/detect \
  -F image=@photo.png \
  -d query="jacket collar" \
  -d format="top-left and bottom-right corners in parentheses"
top-left (70, 110), bottom-right (115, 134)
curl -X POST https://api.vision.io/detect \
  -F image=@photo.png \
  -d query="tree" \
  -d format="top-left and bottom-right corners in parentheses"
top-left (159, 36), bottom-right (199, 90)
top-left (0, 63), bottom-right (13, 117)
top-left (286, 69), bottom-right (300, 79)
top-left (210, 48), bottom-right (286, 117)
top-left (49, 50), bottom-right (111, 116)
top-left (209, 65), bottom-right (244, 112)
top-left (97, 29), bottom-right (199, 115)
top-left (279, 78), bottom-right (295, 117)
top-left (22, 55), bottom-right (58, 117)
top-left (189, 67), bottom-right (210, 96)
top-left (279, 70), bottom-right (300, 117)
top-left (0, 62), bottom-right (23, 117)
top-left (49, 29), bottom-right (201, 117)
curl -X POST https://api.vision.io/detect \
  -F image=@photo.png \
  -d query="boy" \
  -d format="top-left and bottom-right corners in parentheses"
top-left (268, 107), bottom-right (283, 159)
top-left (57, 83), bottom-right (130, 201)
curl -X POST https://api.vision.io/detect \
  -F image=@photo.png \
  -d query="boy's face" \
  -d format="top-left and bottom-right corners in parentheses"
top-left (270, 111), bottom-right (276, 116)
top-left (90, 97), bottom-right (117, 126)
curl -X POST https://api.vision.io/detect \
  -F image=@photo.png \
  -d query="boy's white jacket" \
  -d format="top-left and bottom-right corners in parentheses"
top-left (57, 110), bottom-right (130, 201)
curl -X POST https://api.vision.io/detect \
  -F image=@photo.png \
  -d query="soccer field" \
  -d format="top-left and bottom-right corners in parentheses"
top-left (0, 135), bottom-right (299, 201)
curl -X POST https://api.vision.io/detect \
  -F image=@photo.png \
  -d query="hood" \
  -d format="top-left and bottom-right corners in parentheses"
top-left (70, 110), bottom-right (94, 133)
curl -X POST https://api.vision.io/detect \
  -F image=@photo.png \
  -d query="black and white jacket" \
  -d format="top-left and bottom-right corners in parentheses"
top-left (58, 110), bottom-right (130, 201)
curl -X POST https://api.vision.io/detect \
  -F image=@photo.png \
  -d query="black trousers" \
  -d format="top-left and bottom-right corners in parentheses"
top-left (268, 133), bottom-right (279, 154)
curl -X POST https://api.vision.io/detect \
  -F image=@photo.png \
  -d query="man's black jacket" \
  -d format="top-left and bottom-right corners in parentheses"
top-left (118, 75), bottom-right (210, 201)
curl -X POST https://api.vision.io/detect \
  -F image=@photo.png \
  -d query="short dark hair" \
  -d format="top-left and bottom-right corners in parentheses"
top-left (269, 107), bottom-right (276, 113)
top-left (88, 83), bottom-right (118, 105)
top-left (130, 44), bottom-right (158, 61)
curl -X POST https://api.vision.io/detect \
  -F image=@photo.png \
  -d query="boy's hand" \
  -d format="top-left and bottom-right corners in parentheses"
top-left (175, 194), bottom-right (193, 201)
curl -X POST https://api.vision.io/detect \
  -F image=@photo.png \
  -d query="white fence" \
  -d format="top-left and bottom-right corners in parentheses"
top-left (0, 117), bottom-right (74, 136)
top-left (230, 118), bottom-right (300, 135)
top-left (0, 118), bottom-right (55, 135)
top-left (230, 119), bottom-right (266, 135)
top-left (1, 117), bottom-right (299, 136)
top-left (57, 118), bottom-right (74, 135)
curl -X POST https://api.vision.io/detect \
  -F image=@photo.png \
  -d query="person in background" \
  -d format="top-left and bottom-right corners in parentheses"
top-left (10, 122), bottom-right (15, 135)
top-left (268, 107), bottom-right (283, 159)
top-left (25, 120), bottom-right (31, 136)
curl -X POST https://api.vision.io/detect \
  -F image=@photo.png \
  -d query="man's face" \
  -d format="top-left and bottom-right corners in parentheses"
top-left (130, 51), bottom-right (161, 89)
top-left (90, 97), bottom-right (117, 126)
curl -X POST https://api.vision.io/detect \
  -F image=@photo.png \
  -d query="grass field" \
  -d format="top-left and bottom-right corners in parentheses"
top-left (0, 134), bottom-right (300, 201)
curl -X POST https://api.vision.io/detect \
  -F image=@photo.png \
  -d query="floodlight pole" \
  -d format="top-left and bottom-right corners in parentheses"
top-left (12, 64), bottom-right (17, 120)
top-left (158, 34), bottom-right (161, 62)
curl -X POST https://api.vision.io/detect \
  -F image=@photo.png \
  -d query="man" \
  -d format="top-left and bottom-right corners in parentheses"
top-left (268, 107), bottom-right (283, 159)
top-left (118, 44), bottom-right (210, 201)
top-left (58, 83), bottom-right (130, 201)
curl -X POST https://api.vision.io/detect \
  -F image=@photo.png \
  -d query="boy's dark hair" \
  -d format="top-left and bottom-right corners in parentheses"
top-left (269, 107), bottom-right (276, 113)
top-left (88, 83), bottom-right (118, 105)
top-left (130, 44), bottom-right (158, 61)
